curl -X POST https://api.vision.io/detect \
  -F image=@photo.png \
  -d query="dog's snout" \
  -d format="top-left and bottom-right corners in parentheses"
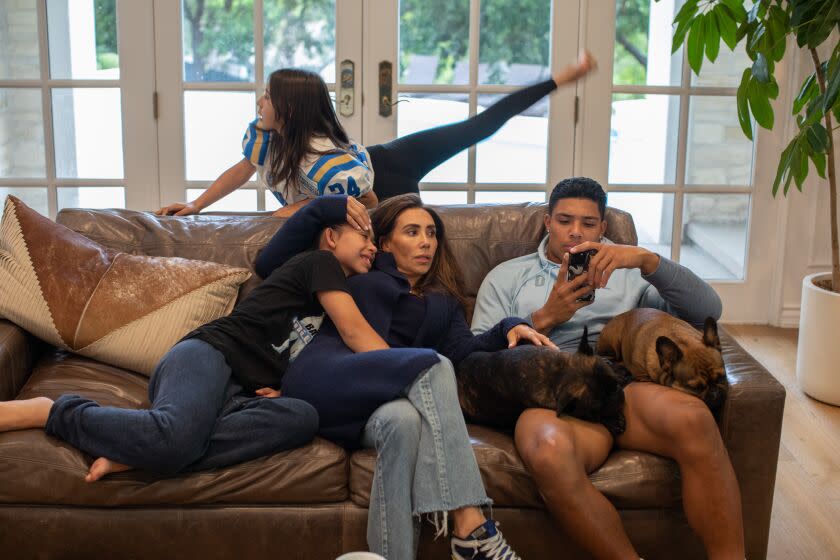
top-left (703, 382), bottom-right (728, 411)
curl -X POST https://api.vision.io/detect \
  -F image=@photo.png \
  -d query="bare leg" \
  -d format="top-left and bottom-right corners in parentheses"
top-left (0, 397), bottom-right (53, 431)
top-left (451, 506), bottom-right (488, 538)
top-left (515, 409), bottom-right (638, 560)
top-left (85, 457), bottom-right (132, 482)
top-left (616, 383), bottom-right (745, 560)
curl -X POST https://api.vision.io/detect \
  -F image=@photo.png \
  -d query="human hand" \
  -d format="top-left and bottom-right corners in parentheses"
top-left (570, 241), bottom-right (660, 288)
top-left (530, 252), bottom-right (595, 332)
top-left (255, 387), bottom-right (282, 398)
top-left (345, 196), bottom-right (371, 231)
top-left (155, 202), bottom-right (201, 216)
top-left (506, 324), bottom-right (557, 349)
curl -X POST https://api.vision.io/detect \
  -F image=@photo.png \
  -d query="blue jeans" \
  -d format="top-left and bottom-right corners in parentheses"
top-left (361, 355), bottom-right (490, 560)
top-left (45, 339), bottom-right (319, 474)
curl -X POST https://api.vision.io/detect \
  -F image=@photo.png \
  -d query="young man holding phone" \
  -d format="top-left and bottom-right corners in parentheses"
top-left (470, 177), bottom-right (745, 560)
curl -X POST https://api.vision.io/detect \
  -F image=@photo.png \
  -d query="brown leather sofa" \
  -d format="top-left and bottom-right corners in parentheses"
top-left (0, 203), bottom-right (785, 560)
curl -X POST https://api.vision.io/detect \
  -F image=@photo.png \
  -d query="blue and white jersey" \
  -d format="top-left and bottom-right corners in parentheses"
top-left (241, 119), bottom-right (374, 205)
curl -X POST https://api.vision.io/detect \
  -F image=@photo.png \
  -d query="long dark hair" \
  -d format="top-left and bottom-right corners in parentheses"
top-left (371, 194), bottom-right (467, 309)
top-left (265, 68), bottom-right (351, 195)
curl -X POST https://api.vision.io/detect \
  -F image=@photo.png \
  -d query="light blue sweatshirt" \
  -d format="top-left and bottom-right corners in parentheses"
top-left (470, 236), bottom-right (723, 352)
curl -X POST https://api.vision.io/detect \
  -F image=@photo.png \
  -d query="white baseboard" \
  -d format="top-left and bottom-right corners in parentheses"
top-left (776, 306), bottom-right (801, 328)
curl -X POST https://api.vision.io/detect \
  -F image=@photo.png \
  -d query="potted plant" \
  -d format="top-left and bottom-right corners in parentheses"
top-left (663, 0), bottom-right (839, 403)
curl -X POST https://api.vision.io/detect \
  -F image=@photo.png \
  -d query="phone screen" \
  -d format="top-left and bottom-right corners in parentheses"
top-left (567, 249), bottom-right (596, 302)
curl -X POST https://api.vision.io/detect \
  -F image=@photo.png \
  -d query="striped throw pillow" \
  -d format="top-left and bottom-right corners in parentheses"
top-left (0, 195), bottom-right (250, 376)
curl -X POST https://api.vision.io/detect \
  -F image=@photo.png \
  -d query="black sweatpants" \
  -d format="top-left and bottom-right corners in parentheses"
top-left (367, 78), bottom-right (558, 200)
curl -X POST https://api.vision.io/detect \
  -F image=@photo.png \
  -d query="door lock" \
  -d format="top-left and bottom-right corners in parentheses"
top-left (339, 59), bottom-right (354, 117)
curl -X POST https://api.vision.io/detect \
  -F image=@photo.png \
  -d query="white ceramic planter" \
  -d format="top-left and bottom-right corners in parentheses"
top-left (796, 272), bottom-right (840, 405)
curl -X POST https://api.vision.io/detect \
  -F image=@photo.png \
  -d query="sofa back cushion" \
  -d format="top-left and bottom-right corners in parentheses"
top-left (56, 203), bottom-right (637, 309)
top-left (0, 196), bottom-right (250, 376)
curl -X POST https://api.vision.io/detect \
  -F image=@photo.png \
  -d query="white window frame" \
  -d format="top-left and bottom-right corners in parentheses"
top-left (363, 0), bottom-right (581, 203)
top-left (577, 0), bottom-right (788, 323)
top-left (0, 0), bottom-right (158, 218)
top-left (153, 0), bottom-right (363, 211)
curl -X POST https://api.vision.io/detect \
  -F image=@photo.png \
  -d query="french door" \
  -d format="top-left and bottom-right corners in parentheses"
top-left (0, 0), bottom-right (781, 322)
top-left (154, 0), bottom-right (363, 212)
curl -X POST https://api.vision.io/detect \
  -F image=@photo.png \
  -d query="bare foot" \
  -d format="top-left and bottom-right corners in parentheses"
top-left (0, 397), bottom-right (53, 431)
top-left (553, 50), bottom-right (598, 86)
top-left (85, 457), bottom-right (132, 482)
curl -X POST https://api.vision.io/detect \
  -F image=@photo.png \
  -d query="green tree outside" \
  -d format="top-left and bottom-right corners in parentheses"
top-left (93, 0), bottom-right (651, 84)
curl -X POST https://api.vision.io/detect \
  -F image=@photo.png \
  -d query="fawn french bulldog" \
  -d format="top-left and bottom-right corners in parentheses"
top-left (596, 308), bottom-right (728, 410)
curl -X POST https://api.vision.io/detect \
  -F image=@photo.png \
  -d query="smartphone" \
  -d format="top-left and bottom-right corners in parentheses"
top-left (567, 249), bottom-right (597, 302)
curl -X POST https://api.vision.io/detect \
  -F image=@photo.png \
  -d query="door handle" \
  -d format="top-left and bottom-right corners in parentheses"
top-left (378, 61), bottom-right (393, 117)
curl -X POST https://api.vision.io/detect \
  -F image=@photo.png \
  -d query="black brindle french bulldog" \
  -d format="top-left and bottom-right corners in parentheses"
top-left (456, 327), bottom-right (628, 436)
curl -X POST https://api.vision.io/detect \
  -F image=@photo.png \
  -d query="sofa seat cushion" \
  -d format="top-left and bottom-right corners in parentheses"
top-left (349, 424), bottom-right (681, 509)
top-left (0, 352), bottom-right (349, 506)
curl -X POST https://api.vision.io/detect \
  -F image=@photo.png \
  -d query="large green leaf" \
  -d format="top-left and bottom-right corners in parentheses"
top-left (747, 21), bottom-right (767, 54)
top-left (674, 0), bottom-right (700, 23)
top-left (705, 11), bottom-right (721, 62)
top-left (687, 15), bottom-right (706, 75)
top-left (672, 2), bottom-right (699, 53)
top-left (736, 17), bottom-right (754, 43)
top-left (737, 69), bottom-right (754, 140)
top-left (720, 0), bottom-right (748, 23)
top-left (804, 92), bottom-right (826, 126)
top-left (806, 122), bottom-right (830, 153)
top-left (715, 4), bottom-right (739, 50)
top-left (793, 141), bottom-right (808, 191)
top-left (773, 140), bottom-right (795, 197)
top-left (753, 53), bottom-right (770, 82)
top-left (748, 77), bottom-right (775, 129)
top-left (768, 5), bottom-right (788, 61)
top-left (766, 78), bottom-right (780, 100)
top-left (811, 150), bottom-right (827, 179)
top-left (790, 0), bottom-right (834, 48)
top-left (794, 74), bottom-right (817, 114)
top-left (806, 3), bottom-right (840, 49)
top-left (790, 0), bottom-right (816, 28)
top-left (824, 51), bottom-right (840, 114)
top-left (673, 15), bottom-right (694, 54)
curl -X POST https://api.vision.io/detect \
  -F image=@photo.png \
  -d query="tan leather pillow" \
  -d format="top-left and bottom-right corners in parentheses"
top-left (0, 196), bottom-right (251, 376)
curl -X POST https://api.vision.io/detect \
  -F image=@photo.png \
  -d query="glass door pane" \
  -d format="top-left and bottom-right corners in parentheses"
top-left (264, 1), bottom-right (336, 80)
top-left (48, 0), bottom-right (120, 79)
top-left (0, 89), bottom-right (46, 178)
top-left (580, 0), bottom-right (777, 321)
top-left (158, 0), bottom-right (354, 212)
top-left (478, 0), bottom-right (551, 86)
top-left (388, 0), bottom-right (577, 203)
top-left (1, 1), bottom-right (154, 217)
top-left (0, 3), bottom-right (40, 79)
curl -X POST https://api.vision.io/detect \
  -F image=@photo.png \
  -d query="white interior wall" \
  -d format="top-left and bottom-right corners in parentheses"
top-left (773, 41), bottom-right (839, 327)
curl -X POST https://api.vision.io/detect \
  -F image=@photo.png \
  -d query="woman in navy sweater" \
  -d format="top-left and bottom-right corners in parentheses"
top-left (255, 195), bottom-right (553, 560)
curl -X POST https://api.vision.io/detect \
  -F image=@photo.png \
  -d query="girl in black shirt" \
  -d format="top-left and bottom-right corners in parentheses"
top-left (0, 199), bottom-right (385, 482)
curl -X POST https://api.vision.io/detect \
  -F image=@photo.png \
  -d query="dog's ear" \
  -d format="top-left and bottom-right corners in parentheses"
top-left (656, 336), bottom-right (683, 370)
top-left (577, 325), bottom-right (594, 356)
top-left (598, 361), bottom-right (620, 392)
top-left (702, 317), bottom-right (721, 350)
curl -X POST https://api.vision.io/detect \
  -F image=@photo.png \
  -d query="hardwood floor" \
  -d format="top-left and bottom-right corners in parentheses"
top-left (724, 325), bottom-right (840, 560)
